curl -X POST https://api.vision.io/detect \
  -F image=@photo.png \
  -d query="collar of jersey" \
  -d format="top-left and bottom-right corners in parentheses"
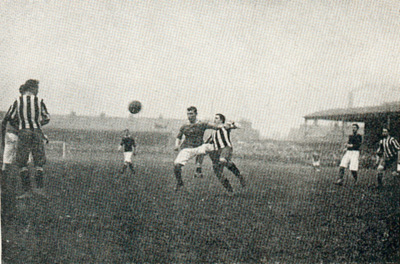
top-left (188, 120), bottom-right (200, 124)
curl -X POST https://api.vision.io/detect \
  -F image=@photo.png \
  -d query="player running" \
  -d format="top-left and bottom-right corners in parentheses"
top-left (118, 129), bottom-right (136, 174)
top-left (173, 106), bottom-right (229, 191)
top-left (334, 124), bottom-right (362, 186)
top-left (376, 127), bottom-right (400, 188)
top-left (207, 113), bottom-right (246, 193)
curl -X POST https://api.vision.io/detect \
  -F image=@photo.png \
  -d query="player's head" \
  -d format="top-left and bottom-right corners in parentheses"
top-left (186, 106), bottom-right (197, 123)
top-left (214, 113), bottom-right (225, 124)
top-left (22, 79), bottom-right (39, 95)
top-left (19, 85), bottom-right (25, 94)
top-left (352, 123), bottom-right (359, 133)
top-left (124, 129), bottom-right (130, 136)
top-left (382, 127), bottom-right (390, 137)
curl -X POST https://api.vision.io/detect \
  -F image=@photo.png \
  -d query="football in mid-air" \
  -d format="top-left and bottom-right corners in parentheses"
top-left (128, 100), bottom-right (142, 114)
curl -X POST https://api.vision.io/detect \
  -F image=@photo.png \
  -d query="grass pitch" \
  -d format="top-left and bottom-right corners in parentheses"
top-left (2, 152), bottom-right (399, 263)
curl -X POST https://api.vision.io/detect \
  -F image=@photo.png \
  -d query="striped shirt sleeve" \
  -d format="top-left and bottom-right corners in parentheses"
top-left (391, 137), bottom-right (400, 151)
top-left (39, 99), bottom-right (50, 126)
top-left (376, 140), bottom-right (383, 156)
top-left (5, 100), bottom-right (18, 121)
top-left (2, 101), bottom-right (18, 141)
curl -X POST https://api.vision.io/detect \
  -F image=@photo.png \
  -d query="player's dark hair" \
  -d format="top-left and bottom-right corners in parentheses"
top-left (187, 106), bottom-right (197, 114)
top-left (19, 85), bottom-right (25, 94)
top-left (216, 113), bottom-right (225, 123)
top-left (23, 79), bottom-right (39, 94)
top-left (352, 123), bottom-right (359, 129)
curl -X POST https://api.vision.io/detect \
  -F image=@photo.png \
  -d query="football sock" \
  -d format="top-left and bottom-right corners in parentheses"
top-left (377, 173), bottom-right (383, 186)
top-left (339, 167), bottom-right (345, 179)
top-left (351, 171), bottom-right (357, 182)
top-left (221, 178), bottom-right (233, 192)
top-left (20, 169), bottom-right (31, 193)
top-left (1, 168), bottom-right (6, 189)
top-left (35, 168), bottom-right (44, 189)
top-left (121, 164), bottom-right (127, 173)
top-left (212, 163), bottom-right (223, 179)
top-left (174, 164), bottom-right (184, 185)
top-left (226, 162), bottom-right (241, 177)
top-left (1, 164), bottom-right (8, 176)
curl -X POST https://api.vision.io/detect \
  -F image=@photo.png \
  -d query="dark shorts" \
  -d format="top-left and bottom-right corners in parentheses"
top-left (209, 147), bottom-right (233, 164)
top-left (16, 129), bottom-right (46, 168)
top-left (379, 157), bottom-right (398, 172)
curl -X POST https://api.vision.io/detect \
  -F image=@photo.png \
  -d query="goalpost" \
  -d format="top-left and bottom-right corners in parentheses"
top-left (46, 140), bottom-right (69, 159)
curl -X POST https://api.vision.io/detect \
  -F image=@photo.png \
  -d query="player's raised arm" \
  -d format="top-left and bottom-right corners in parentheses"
top-left (226, 121), bottom-right (239, 129)
top-left (204, 121), bottom-right (237, 130)
top-left (204, 122), bottom-right (219, 130)
top-left (203, 122), bottom-right (226, 130)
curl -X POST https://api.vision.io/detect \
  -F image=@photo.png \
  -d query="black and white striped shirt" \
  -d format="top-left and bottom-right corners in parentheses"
top-left (377, 136), bottom-right (400, 159)
top-left (7, 94), bottom-right (50, 130)
top-left (207, 127), bottom-right (232, 150)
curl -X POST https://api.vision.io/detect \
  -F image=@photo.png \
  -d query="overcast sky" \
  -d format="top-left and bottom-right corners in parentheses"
top-left (1, 0), bottom-right (399, 138)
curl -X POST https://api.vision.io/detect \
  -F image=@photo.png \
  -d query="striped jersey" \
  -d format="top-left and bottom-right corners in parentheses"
top-left (2, 105), bottom-right (19, 134)
top-left (207, 127), bottom-right (232, 150)
top-left (7, 94), bottom-right (50, 130)
top-left (377, 136), bottom-right (400, 159)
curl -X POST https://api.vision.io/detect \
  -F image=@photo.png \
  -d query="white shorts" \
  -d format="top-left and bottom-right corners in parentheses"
top-left (340, 150), bottom-right (360, 171)
top-left (123, 152), bottom-right (133, 163)
top-left (174, 144), bottom-right (214, 166)
top-left (3, 132), bottom-right (18, 164)
top-left (312, 160), bottom-right (320, 167)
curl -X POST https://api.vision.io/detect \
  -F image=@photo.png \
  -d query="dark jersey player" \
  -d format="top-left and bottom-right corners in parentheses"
top-left (118, 129), bottom-right (136, 174)
top-left (335, 124), bottom-right (362, 186)
top-left (175, 106), bottom-right (207, 178)
top-left (173, 106), bottom-right (228, 191)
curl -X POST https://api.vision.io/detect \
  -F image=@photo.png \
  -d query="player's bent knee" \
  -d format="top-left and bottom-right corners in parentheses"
top-left (377, 165), bottom-right (384, 172)
top-left (173, 160), bottom-right (182, 166)
top-left (174, 163), bottom-right (183, 172)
